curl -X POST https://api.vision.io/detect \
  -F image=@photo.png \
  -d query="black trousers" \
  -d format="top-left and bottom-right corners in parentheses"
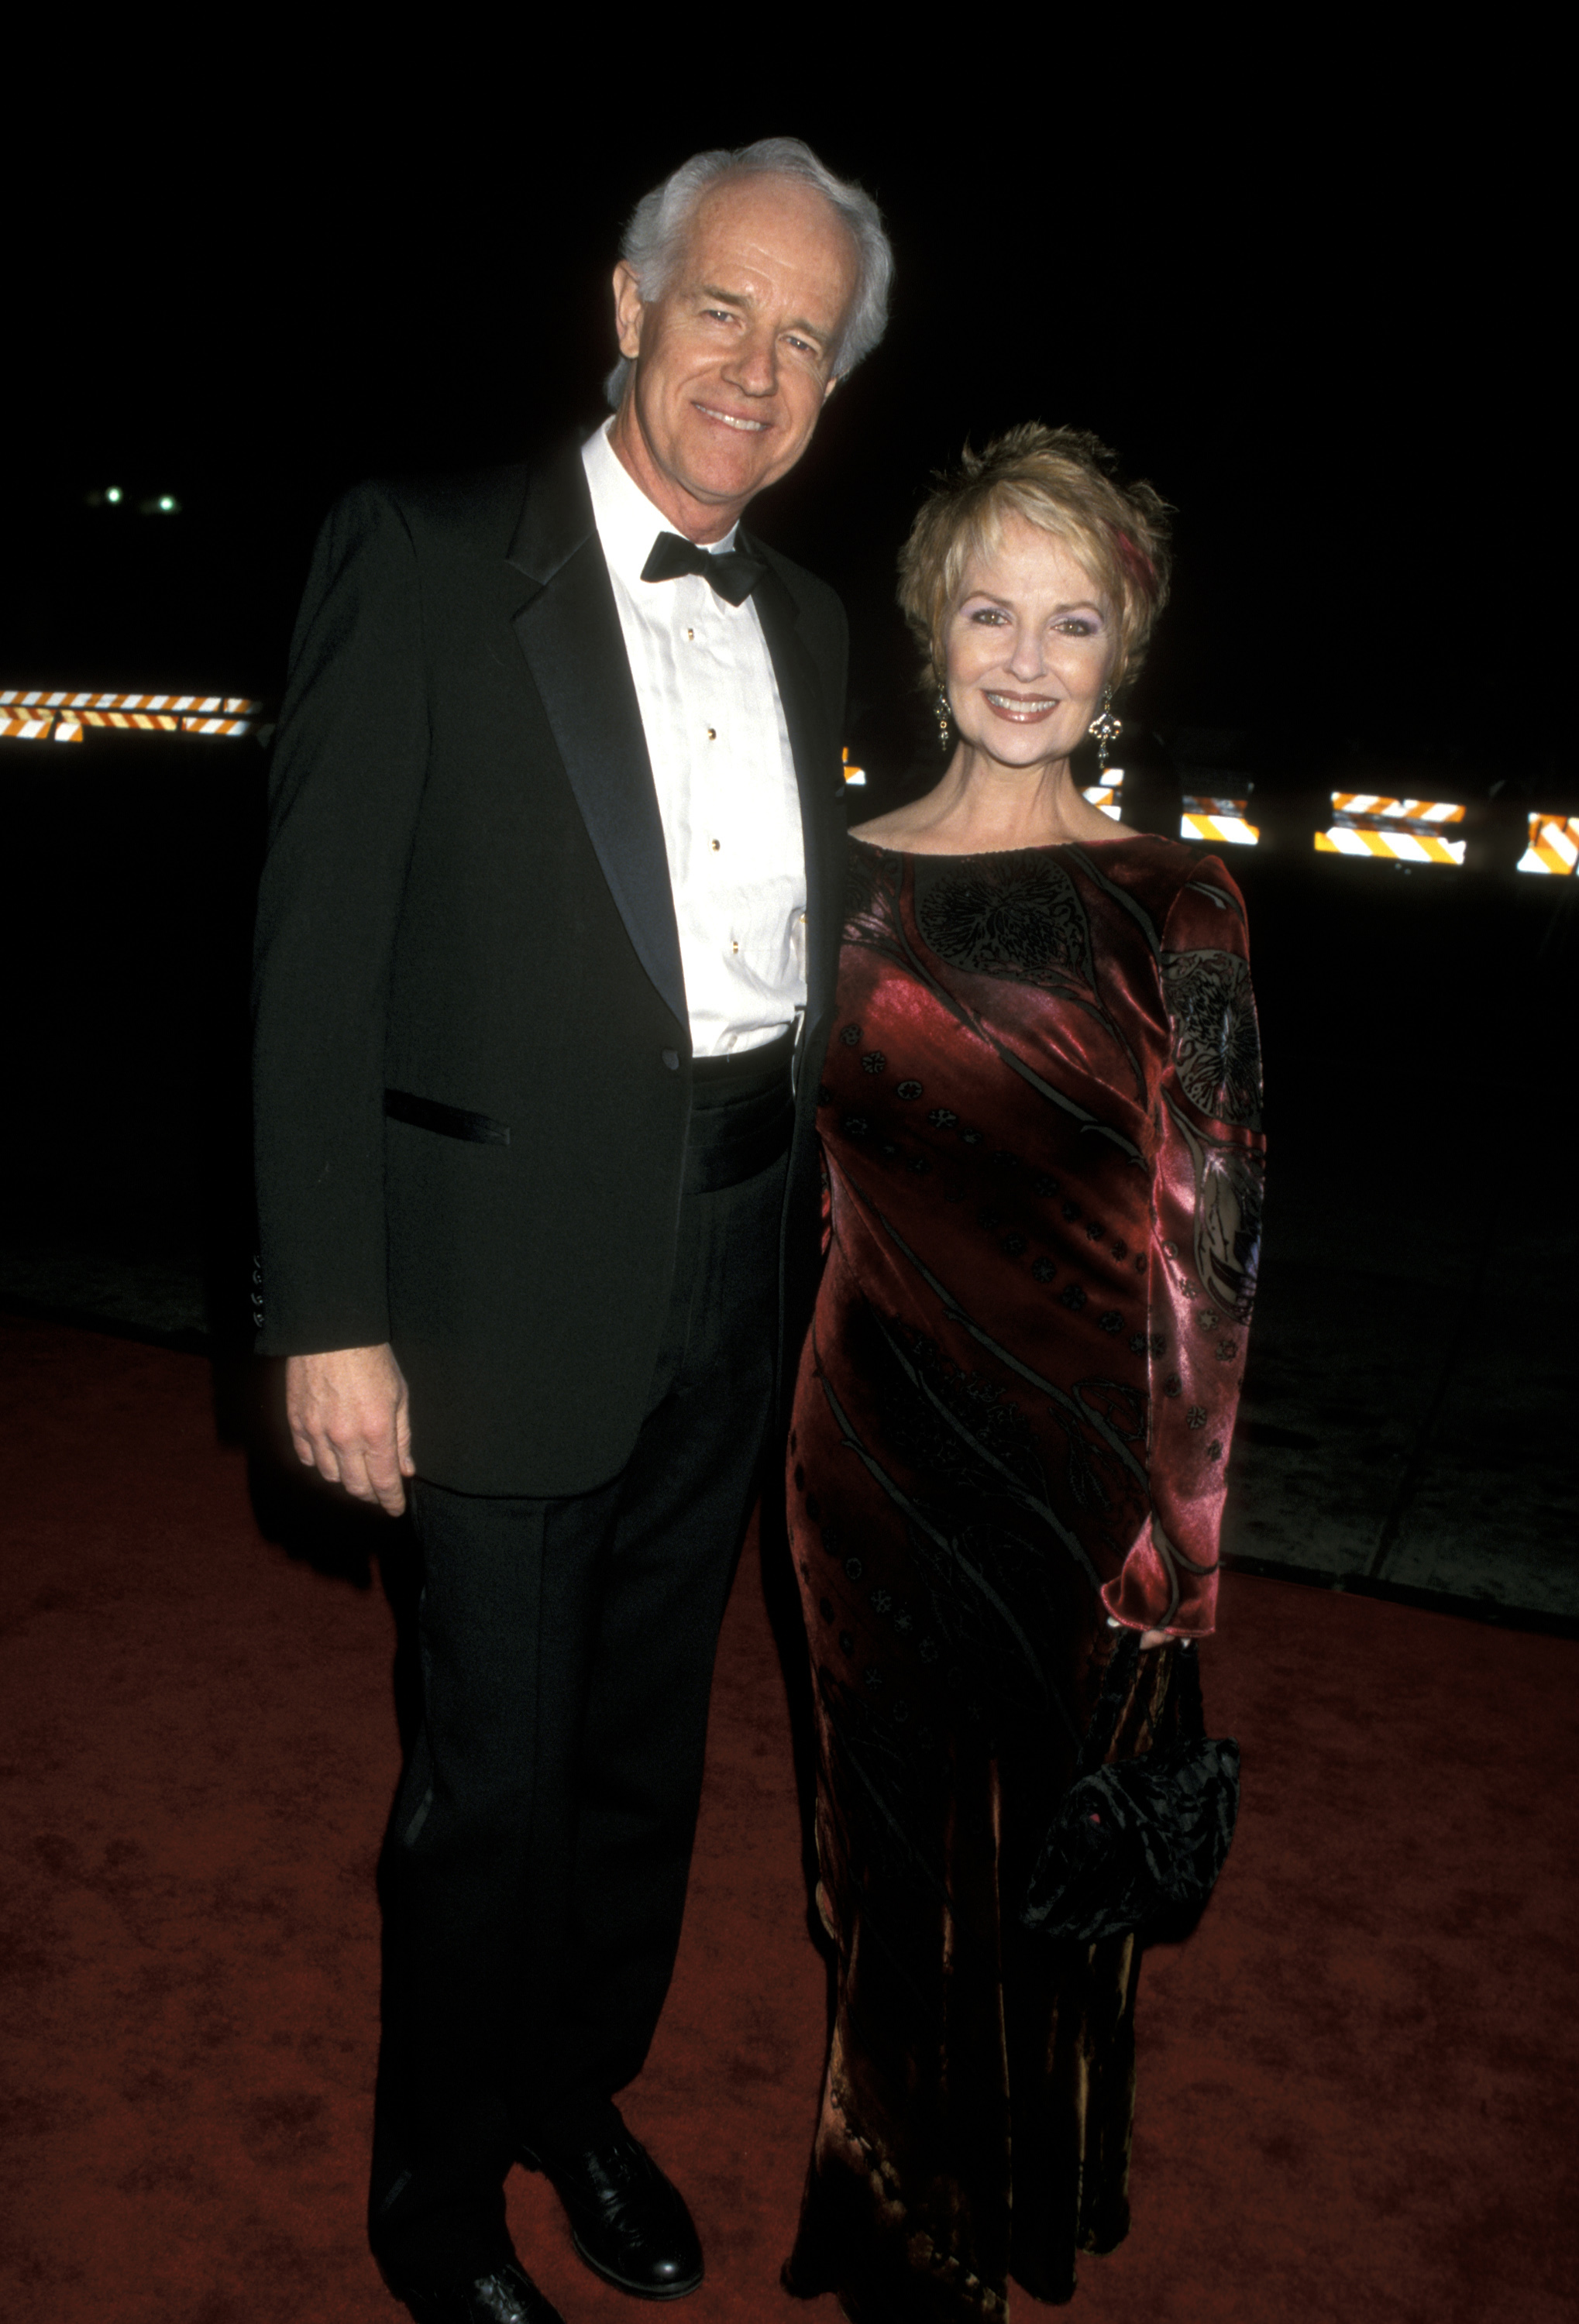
top-left (370, 1109), bottom-right (788, 2289)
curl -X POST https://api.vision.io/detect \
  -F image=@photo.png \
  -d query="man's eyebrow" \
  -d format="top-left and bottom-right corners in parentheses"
top-left (697, 283), bottom-right (832, 346)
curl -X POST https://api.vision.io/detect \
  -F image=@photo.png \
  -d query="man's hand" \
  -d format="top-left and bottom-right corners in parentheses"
top-left (285, 1343), bottom-right (415, 1515)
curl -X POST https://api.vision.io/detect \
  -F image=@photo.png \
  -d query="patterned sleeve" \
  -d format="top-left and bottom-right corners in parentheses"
top-left (1100, 857), bottom-right (1265, 1638)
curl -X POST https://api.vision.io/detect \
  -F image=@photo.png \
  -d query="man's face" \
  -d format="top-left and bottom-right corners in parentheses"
top-left (609, 174), bottom-right (860, 541)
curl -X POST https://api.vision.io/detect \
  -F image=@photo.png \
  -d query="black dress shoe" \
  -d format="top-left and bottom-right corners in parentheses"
top-left (522, 2130), bottom-right (703, 2300)
top-left (385, 2259), bottom-right (567, 2324)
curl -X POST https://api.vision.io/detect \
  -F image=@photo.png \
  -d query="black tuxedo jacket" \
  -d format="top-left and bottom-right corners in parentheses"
top-left (253, 440), bottom-right (849, 1496)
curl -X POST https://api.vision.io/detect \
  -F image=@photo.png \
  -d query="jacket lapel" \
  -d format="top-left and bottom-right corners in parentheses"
top-left (748, 550), bottom-right (846, 1037)
top-left (506, 447), bottom-right (687, 1033)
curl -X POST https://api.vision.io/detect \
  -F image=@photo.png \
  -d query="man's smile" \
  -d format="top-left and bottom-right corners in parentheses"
top-left (693, 401), bottom-right (771, 433)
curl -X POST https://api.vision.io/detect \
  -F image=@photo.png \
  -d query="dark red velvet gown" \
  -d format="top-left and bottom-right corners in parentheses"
top-left (784, 834), bottom-right (1264, 2319)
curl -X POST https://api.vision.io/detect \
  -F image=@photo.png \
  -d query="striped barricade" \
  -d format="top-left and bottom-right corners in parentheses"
top-left (1182, 796), bottom-right (1259, 846)
top-left (1080, 784), bottom-right (1123, 823)
top-left (1516, 815), bottom-right (1578, 875)
top-left (0, 689), bottom-right (261, 713)
top-left (0, 688), bottom-right (263, 742)
top-left (83, 710), bottom-right (183, 731)
top-left (1316, 794), bottom-right (1467, 865)
top-left (841, 744), bottom-right (866, 788)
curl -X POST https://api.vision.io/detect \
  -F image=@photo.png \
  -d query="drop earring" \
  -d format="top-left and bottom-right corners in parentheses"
top-left (935, 683), bottom-right (951, 749)
top-left (1088, 685), bottom-right (1122, 774)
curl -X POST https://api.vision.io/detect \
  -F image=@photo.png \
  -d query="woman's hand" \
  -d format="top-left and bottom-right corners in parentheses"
top-left (1107, 1620), bottom-right (1182, 1649)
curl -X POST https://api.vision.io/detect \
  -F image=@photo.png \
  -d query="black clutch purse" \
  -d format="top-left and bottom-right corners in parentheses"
top-left (1020, 1631), bottom-right (1240, 1946)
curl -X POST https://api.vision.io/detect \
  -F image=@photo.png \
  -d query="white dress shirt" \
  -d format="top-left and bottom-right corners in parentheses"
top-left (580, 422), bottom-right (807, 1059)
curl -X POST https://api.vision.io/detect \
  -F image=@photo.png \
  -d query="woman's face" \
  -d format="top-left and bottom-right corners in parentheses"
top-left (944, 514), bottom-right (1118, 775)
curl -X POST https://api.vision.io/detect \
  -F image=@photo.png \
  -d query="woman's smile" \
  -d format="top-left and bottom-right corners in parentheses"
top-left (982, 688), bottom-right (1061, 720)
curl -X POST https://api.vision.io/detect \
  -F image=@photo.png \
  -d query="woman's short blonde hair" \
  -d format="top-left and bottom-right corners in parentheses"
top-left (897, 423), bottom-right (1173, 695)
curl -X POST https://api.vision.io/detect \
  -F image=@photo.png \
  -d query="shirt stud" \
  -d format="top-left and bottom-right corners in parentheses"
top-left (706, 727), bottom-right (717, 741)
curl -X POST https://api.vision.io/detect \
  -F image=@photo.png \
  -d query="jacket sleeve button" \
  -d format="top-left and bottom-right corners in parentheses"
top-left (662, 1049), bottom-right (680, 1071)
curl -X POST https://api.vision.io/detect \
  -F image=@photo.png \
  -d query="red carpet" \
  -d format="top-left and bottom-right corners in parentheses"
top-left (2, 1309), bottom-right (1576, 2323)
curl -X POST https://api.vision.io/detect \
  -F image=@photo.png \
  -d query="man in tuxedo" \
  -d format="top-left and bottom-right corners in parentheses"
top-left (252, 139), bottom-right (890, 2324)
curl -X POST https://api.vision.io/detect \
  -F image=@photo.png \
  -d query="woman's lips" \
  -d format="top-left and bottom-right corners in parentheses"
top-left (983, 690), bottom-right (1059, 721)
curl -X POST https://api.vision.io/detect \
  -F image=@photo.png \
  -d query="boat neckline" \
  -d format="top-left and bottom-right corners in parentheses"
top-left (847, 829), bottom-right (1164, 861)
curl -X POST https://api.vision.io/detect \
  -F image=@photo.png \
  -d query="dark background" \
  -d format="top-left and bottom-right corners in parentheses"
top-left (2, 77), bottom-right (1573, 1615)
top-left (6, 84), bottom-right (1569, 792)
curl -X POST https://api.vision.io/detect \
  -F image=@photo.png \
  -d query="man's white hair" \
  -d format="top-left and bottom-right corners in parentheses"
top-left (604, 136), bottom-right (893, 409)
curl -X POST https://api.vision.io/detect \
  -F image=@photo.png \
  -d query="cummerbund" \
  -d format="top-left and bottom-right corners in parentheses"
top-left (684, 1026), bottom-right (796, 1195)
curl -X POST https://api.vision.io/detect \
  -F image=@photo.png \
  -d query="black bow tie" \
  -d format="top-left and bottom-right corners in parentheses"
top-left (642, 531), bottom-right (768, 607)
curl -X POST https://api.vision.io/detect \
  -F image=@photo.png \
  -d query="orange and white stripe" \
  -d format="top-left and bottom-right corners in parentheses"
top-left (1, 686), bottom-right (261, 742)
top-left (1080, 785), bottom-right (1123, 823)
top-left (1330, 792), bottom-right (1466, 826)
top-left (1316, 794), bottom-right (1467, 866)
top-left (841, 744), bottom-right (866, 788)
top-left (80, 710), bottom-right (183, 731)
top-left (0, 689), bottom-right (261, 714)
top-left (1516, 814), bottom-right (1579, 875)
top-left (1182, 796), bottom-right (1259, 846)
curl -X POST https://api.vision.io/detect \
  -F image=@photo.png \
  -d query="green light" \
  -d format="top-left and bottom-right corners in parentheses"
top-left (106, 487), bottom-right (122, 504)
top-left (157, 495), bottom-right (177, 513)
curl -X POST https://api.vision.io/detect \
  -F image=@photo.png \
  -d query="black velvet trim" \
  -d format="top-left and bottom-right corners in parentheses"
top-left (384, 1088), bottom-right (511, 1146)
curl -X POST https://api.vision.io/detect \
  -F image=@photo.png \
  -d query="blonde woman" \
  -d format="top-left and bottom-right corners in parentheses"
top-left (784, 427), bottom-right (1264, 2318)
